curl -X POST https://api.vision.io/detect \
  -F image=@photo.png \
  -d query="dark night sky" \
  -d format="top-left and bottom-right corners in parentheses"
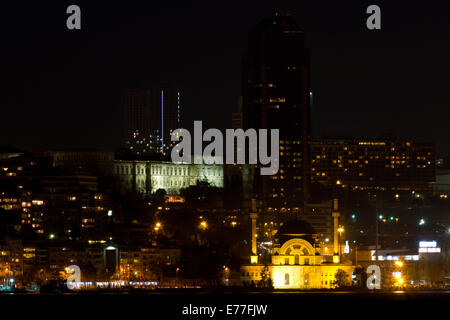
top-left (2, 1), bottom-right (450, 154)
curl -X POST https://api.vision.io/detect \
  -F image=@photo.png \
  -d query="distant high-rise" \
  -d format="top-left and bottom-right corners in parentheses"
top-left (123, 88), bottom-right (154, 155)
top-left (123, 85), bottom-right (182, 156)
top-left (242, 13), bottom-right (311, 208)
top-left (232, 96), bottom-right (243, 129)
top-left (149, 84), bottom-right (182, 155)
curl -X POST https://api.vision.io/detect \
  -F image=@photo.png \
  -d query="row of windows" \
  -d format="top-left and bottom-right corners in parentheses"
top-left (115, 165), bottom-right (222, 177)
top-left (242, 271), bottom-right (271, 277)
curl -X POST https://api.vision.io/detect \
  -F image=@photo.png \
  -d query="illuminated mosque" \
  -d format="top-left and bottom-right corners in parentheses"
top-left (240, 200), bottom-right (354, 289)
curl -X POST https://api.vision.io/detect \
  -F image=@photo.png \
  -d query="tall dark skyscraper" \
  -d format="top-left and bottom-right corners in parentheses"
top-left (149, 84), bottom-right (182, 156)
top-left (123, 85), bottom-right (182, 156)
top-left (243, 13), bottom-right (311, 209)
top-left (124, 88), bottom-right (153, 155)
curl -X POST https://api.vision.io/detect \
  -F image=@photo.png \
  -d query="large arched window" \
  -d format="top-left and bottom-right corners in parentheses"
top-left (284, 273), bottom-right (290, 285)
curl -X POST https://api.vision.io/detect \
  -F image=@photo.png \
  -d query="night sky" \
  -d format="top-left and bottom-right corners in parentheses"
top-left (2, 1), bottom-right (450, 155)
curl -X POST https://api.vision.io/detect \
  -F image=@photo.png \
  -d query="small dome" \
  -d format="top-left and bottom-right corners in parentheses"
top-left (276, 219), bottom-right (316, 237)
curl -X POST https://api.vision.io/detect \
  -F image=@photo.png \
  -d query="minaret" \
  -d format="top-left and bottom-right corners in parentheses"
top-left (332, 198), bottom-right (340, 263)
top-left (250, 199), bottom-right (258, 264)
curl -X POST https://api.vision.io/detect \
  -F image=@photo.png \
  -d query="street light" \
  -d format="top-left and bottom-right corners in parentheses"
top-left (199, 221), bottom-right (208, 230)
top-left (154, 222), bottom-right (161, 231)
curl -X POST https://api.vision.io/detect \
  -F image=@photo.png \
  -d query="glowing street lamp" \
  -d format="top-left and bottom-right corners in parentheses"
top-left (200, 221), bottom-right (208, 230)
top-left (395, 260), bottom-right (403, 267)
top-left (154, 222), bottom-right (161, 231)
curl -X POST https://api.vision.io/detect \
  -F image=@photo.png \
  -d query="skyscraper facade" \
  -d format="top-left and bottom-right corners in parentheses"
top-left (242, 14), bottom-right (311, 209)
top-left (124, 85), bottom-right (182, 156)
top-left (123, 88), bottom-right (155, 155)
top-left (149, 84), bottom-right (182, 156)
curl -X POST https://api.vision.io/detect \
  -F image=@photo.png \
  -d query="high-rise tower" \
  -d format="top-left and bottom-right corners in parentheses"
top-left (149, 84), bottom-right (182, 155)
top-left (123, 84), bottom-right (182, 156)
top-left (123, 88), bottom-right (153, 155)
top-left (242, 13), bottom-right (311, 209)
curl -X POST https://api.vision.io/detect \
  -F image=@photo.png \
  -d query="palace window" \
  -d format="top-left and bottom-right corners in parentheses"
top-left (285, 273), bottom-right (290, 285)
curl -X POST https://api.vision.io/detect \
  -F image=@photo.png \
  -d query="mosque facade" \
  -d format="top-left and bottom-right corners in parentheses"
top-left (240, 200), bottom-right (354, 289)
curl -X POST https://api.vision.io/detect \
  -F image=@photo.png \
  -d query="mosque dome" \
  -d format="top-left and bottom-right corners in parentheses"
top-left (276, 219), bottom-right (316, 236)
top-left (274, 219), bottom-right (317, 246)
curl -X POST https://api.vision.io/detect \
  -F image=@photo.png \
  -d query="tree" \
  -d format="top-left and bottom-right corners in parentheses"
top-left (154, 189), bottom-right (167, 205)
top-left (353, 266), bottom-right (367, 288)
top-left (258, 265), bottom-right (274, 289)
top-left (334, 269), bottom-right (350, 288)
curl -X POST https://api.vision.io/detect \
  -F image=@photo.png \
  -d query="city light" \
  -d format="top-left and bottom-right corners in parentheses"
top-left (1, 9), bottom-right (448, 296)
top-left (200, 221), bottom-right (208, 230)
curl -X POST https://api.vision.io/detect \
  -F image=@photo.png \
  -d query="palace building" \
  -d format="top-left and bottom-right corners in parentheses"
top-left (35, 150), bottom-right (224, 195)
top-left (113, 159), bottom-right (223, 195)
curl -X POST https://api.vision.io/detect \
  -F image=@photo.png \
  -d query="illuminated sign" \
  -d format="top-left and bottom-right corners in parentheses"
top-left (418, 247), bottom-right (441, 253)
top-left (419, 241), bottom-right (437, 248)
top-left (344, 240), bottom-right (350, 254)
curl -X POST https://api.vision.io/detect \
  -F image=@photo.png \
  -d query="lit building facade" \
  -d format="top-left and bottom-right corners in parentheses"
top-left (310, 139), bottom-right (435, 191)
top-left (113, 160), bottom-right (223, 195)
top-left (240, 219), bottom-right (354, 289)
top-left (34, 150), bottom-right (224, 196)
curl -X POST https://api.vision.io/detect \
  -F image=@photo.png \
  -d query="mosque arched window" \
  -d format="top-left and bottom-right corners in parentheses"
top-left (284, 273), bottom-right (290, 285)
